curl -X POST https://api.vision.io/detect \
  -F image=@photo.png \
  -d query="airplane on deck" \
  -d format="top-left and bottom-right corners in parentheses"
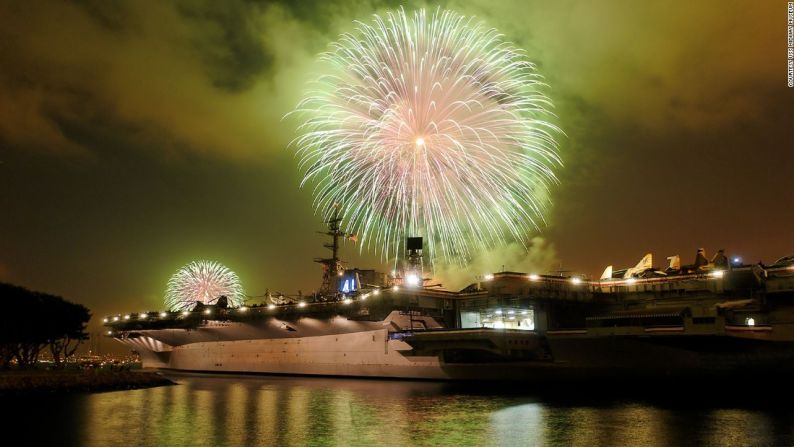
top-left (600, 248), bottom-right (736, 280)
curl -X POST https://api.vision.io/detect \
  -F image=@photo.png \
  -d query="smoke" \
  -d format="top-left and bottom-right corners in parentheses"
top-left (432, 237), bottom-right (558, 290)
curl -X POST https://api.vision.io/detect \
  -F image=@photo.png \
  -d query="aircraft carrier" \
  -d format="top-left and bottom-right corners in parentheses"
top-left (104, 220), bottom-right (794, 381)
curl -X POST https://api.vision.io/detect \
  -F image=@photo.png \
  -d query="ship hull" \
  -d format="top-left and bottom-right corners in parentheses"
top-left (118, 326), bottom-right (794, 381)
top-left (120, 327), bottom-right (452, 379)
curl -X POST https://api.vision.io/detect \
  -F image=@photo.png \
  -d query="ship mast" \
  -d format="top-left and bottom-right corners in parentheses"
top-left (314, 216), bottom-right (355, 296)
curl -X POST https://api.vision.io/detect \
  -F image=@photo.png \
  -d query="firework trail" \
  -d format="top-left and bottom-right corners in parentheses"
top-left (290, 7), bottom-right (562, 263)
top-left (165, 260), bottom-right (245, 311)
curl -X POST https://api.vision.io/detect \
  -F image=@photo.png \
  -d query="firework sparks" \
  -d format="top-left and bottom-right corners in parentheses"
top-left (164, 260), bottom-right (245, 311)
top-left (290, 8), bottom-right (562, 263)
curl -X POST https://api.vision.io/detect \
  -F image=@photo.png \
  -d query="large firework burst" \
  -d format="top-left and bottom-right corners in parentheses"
top-left (164, 260), bottom-right (245, 311)
top-left (291, 8), bottom-right (562, 263)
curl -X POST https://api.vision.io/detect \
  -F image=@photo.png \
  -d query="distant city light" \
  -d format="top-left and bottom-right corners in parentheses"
top-left (343, 298), bottom-right (352, 305)
top-left (268, 304), bottom-right (276, 310)
top-left (107, 331), bottom-right (112, 335)
top-left (124, 315), bottom-right (131, 320)
top-left (139, 313), bottom-right (148, 319)
top-left (103, 317), bottom-right (108, 323)
top-left (298, 302), bottom-right (307, 308)
top-left (484, 273), bottom-right (494, 281)
top-left (373, 289), bottom-right (380, 296)
top-left (239, 306), bottom-right (248, 312)
top-left (113, 316), bottom-right (119, 321)
top-left (392, 285), bottom-right (400, 292)
top-left (747, 317), bottom-right (755, 327)
top-left (182, 311), bottom-right (190, 316)
top-left (528, 274), bottom-right (540, 281)
top-left (159, 312), bottom-right (168, 318)
top-left (711, 270), bottom-right (725, 278)
top-left (571, 277), bottom-right (582, 285)
top-left (204, 309), bottom-right (212, 315)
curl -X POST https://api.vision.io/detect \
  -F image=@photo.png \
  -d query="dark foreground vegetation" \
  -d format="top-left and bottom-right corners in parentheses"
top-left (0, 282), bottom-right (174, 393)
top-left (0, 369), bottom-right (174, 394)
top-left (0, 282), bottom-right (91, 369)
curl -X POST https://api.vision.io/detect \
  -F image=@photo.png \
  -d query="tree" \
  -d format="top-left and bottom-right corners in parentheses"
top-left (0, 282), bottom-right (90, 369)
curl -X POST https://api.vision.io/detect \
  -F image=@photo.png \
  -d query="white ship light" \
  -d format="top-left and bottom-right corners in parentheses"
top-left (626, 278), bottom-right (637, 285)
top-left (571, 277), bottom-right (582, 285)
top-left (103, 317), bottom-right (108, 323)
top-left (392, 285), bottom-right (400, 292)
top-left (343, 298), bottom-right (352, 305)
top-left (124, 315), bottom-right (131, 320)
top-left (746, 317), bottom-right (755, 327)
top-left (337, 271), bottom-right (344, 277)
top-left (495, 310), bottom-right (503, 315)
top-left (139, 313), bottom-right (147, 319)
top-left (182, 311), bottom-right (190, 316)
top-left (528, 274), bottom-right (540, 281)
top-left (711, 270), bottom-right (725, 278)
top-left (298, 302), bottom-right (307, 308)
top-left (159, 312), bottom-right (168, 318)
top-left (360, 293), bottom-right (369, 301)
top-left (406, 273), bottom-right (420, 286)
top-left (373, 289), bottom-right (380, 296)
top-left (508, 310), bottom-right (515, 315)
top-left (268, 304), bottom-right (276, 310)
top-left (107, 331), bottom-right (113, 335)
top-left (113, 316), bottom-right (119, 321)
top-left (484, 273), bottom-right (494, 281)
top-left (204, 309), bottom-right (212, 315)
top-left (239, 306), bottom-right (248, 312)
top-left (521, 310), bottom-right (529, 315)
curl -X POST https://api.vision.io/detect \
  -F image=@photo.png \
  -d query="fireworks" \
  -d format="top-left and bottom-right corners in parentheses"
top-left (164, 260), bottom-right (245, 311)
top-left (290, 8), bottom-right (562, 262)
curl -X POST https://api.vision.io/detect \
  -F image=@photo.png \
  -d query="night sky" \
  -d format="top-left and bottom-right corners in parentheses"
top-left (1, 1), bottom-right (792, 339)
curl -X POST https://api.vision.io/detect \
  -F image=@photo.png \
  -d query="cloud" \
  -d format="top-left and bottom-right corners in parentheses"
top-left (0, 1), bottom-right (320, 159)
top-left (1, 1), bottom-right (780, 160)
top-left (449, 0), bottom-right (781, 132)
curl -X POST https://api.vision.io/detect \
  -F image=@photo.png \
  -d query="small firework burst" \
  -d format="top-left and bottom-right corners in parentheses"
top-left (164, 260), bottom-right (245, 311)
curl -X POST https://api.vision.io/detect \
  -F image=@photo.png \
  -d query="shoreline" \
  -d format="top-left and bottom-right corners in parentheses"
top-left (0, 369), bottom-right (176, 395)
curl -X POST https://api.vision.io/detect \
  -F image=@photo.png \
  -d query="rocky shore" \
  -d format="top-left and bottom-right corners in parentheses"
top-left (0, 369), bottom-right (175, 394)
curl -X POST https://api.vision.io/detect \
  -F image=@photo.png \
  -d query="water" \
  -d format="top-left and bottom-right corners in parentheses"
top-left (6, 373), bottom-right (794, 447)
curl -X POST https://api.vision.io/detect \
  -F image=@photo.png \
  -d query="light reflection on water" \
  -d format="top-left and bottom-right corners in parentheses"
top-left (6, 373), bottom-right (794, 447)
